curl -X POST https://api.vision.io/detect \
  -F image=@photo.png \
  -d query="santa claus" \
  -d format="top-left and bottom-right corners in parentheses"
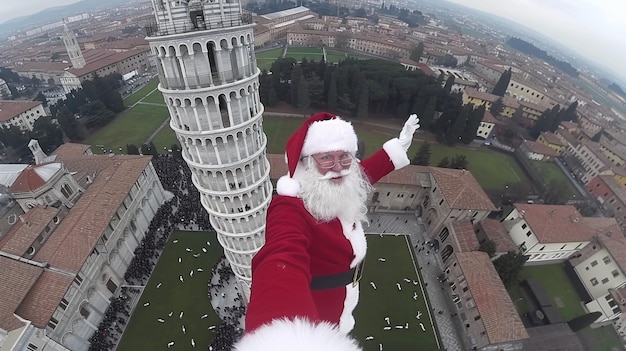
top-left (235, 112), bottom-right (420, 350)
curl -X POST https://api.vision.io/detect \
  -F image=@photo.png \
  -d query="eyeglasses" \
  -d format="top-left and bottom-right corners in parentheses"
top-left (309, 152), bottom-right (353, 169)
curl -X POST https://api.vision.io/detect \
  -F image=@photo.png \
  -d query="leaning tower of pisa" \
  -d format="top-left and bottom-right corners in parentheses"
top-left (146, 0), bottom-right (272, 301)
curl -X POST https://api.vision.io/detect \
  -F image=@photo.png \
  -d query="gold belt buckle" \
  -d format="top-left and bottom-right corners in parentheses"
top-left (352, 261), bottom-right (364, 287)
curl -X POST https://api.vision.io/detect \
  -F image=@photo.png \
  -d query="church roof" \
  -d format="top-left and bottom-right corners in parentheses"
top-left (9, 163), bottom-right (62, 193)
top-left (0, 164), bottom-right (28, 188)
top-left (0, 256), bottom-right (43, 332)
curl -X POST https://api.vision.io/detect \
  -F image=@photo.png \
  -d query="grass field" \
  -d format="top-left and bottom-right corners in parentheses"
top-left (507, 264), bottom-right (624, 351)
top-left (124, 79), bottom-right (159, 106)
top-left (86, 103), bottom-right (169, 153)
top-left (325, 48), bottom-right (370, 63)
top-left (529, 160), bottom-right (581, 199)
top-left (284, 46), bottom-right (325, 62)
top-left (353, 235), bottom-right (439, 351)
top-left (142, 88), bottom-right (167, 105)
top-left (255, 48), bottom-right (284, 72)
top-left (508, 264), bottom-right (583, 321)
top-left (117, 231), bottom-right (222, 351)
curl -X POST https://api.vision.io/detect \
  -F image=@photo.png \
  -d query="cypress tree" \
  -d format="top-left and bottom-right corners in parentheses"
top-left (356, 84), bottom-right (368, 118)
top-left (327, 73), bottom-right (338, 111)
top-left (297, 78), bottom-right (310, 111)
top-left (412, 142), bottom-right (431, 166)
top-left (420, 96), bottom-right (437, 130)
top-left (491, 68), bottom-right (511, 97)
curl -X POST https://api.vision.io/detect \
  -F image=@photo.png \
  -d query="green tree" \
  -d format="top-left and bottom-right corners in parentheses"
top-left (290, 65), bottom-right (303, 107)
top-left (443, 75), bottom-right (455, 94)
top-left (307, 73), bottom-right (325, 107)
top-left (32, 117), bottom-right (63, 152)
top-left (490, 97), bottom-right (504, 116)
top-left (267, 87), bottom-right (278, 107)
top-left (410, 42), bottom-right (424, 62)
top-left (420, 96), bottom-right (437, 130)
top-left (55, 105), bottom-right (84, 141)
top-left (34, 92), bottom-right (48, 106)
top-left (461, 104), bottom-right (483, 144)
top-left (449, 154), bottom-right (468, 169)
top-left (437, 156), bottom-right (450, 168)
top-left (479, 240), bottom-right (496, 258)
top-left (445, 104), bottom-right (470, 145)
top-left (356, 84), bottom-right (368, 118)
top-left (297, 77), bottom-right (310, 111)
top-left (493, 251), bottom-right (528, 287)
top-left (567, 312), bottom-right (602, 332)
top-left (412, 142), bottom-right (431, 166)
top-left (126, 144), bottom-right (140, 155)
top-left (327, 73), bottom-right (338, 112)
top-left (491, 68), bottom-right (511, 97)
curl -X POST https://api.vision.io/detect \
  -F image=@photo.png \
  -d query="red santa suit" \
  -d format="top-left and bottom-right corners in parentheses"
top-left (237, 113), bottom-right (412, 350)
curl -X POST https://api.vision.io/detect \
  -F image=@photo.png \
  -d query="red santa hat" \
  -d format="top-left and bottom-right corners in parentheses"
top-left (277, 112), bottom-right (358, 196)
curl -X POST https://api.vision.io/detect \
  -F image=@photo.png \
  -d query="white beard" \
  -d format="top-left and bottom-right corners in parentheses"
top-left (294, 158), bottom-right (372, 224)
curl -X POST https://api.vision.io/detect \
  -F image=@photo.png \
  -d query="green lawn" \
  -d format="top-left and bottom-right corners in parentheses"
top-left (124, 78), bottom-right (159, 106)
top-left (410, 141), bottom-right (529, 192)
top-left (507, 264), bottom-right (624, 351)
top-left (255, 48), bottom-right (284, 72)
top-left (151, 125), bottom-right (177, 152)
top-left (284, 46), bottom-right (324, 62)
top-left (529, 160), bottom-right (581, 199)
top-left (142, 88), bottom-right (167, 105)
top-left (86, 104), bottom-right (169, 153)
top-left (353, 234), bottom-right (439, 351)
top-left (117, 231), bottom-right (222, 351)
top-left (508, 264), bottom-right (584, 320)
top-left (326, 48), bottom-right (371, 62)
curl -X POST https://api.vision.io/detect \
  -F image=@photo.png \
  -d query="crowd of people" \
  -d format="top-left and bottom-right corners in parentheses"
top-left (87, 288), bottom-right (137, 351)
top-left (209, 323), bottom-right (243, 351)
top-left (209, 259), bottom-right (246, 328)
top-left (89, 154), bottom-right (222, 350)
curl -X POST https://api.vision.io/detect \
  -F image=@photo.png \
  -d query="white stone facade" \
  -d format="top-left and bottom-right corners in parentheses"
top-left (146, 0), bottom-right (272, 301)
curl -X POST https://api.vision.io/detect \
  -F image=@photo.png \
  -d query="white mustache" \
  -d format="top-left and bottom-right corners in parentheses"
top-left (318, 169), bottom-right (351, 180)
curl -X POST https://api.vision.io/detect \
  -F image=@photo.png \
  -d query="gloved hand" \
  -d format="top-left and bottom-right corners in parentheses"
top-left (398, 114), bottom-right (420, 151)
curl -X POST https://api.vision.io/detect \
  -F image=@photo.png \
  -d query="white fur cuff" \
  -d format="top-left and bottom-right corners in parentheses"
top-left (235, 318), bottom-right (362, 351)
top-left (383, 138), bottom-right (410, 170)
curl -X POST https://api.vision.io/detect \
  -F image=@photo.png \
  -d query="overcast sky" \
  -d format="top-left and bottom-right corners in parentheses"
top-left (0, 0), bottom-right (82, 24)
top-left (447, 0), bottom-right (626, 82)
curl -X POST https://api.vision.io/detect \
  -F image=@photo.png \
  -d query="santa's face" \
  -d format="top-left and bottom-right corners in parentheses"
top-left (295, 154), bottom-right (370, 223)
top-left (308, 151), bottom-right (353, 184)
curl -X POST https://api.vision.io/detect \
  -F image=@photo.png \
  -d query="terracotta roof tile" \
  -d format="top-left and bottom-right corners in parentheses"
top-left (539, 132), bottom-right (566, 146)
top-left (0, 100), bottom-right (42, 122)
top-left (452, 219), bottom-right (479, 252)
top-left (478, 218), bottom-right (518, 252)
top-left (521, 140), bottom-right (560, 157)
top-left (429, 167), bottom-right (497, 211)
top-left (52, 143), bottom-right (92, 158)
top-left (456, 252), bottom-right (529, 344)
top-left (0, 206), bottom-right (60, 256)
top-left (15, 270), bottom-right (74, 328)
top-left (0, 257), bottom-right (43, 332)
top-left (514, 203), bottom-right (617, 243)
top-left (9, 165), bottom-right (48, 193)
top-left (34, 155), bottom-right (152, 273)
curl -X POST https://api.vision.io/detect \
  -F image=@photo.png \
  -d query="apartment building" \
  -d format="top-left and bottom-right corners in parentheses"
top-left (444, 252), bottom-right (529, 350)
top-left (537, 131), bottom-right (567, 155)
top-left (0, 100), bottom-right (47, 132)
top-left (502, 204), bottom-right (616, 263)
top-left (569, 229), bottom-right (626, 326)
top-left (587, 175), bottom-right (626, 229)
top-left (462, 88), bottom-right (519, 118)
top-left (565, 139), bottom-right (616, 184)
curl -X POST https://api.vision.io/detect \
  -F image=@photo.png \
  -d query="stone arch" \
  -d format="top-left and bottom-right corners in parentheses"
top-left (441, 244), bottom-right (454, 262)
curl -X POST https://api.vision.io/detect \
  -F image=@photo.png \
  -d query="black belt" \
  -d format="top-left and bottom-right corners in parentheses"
top-left (310, 262), bottom-right (364, 290)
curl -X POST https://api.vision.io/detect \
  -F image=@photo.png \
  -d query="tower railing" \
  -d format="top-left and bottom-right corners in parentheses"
top-left (145, 13), bottom-right (253, 37)
top-left (158, 64), bottom-right (256, 90)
